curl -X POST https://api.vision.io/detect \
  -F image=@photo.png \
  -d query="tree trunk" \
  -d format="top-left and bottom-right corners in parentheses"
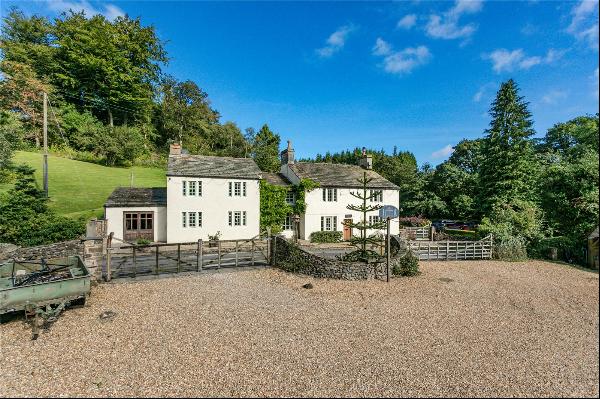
top-left (108, 108), bottom-right (114, 127)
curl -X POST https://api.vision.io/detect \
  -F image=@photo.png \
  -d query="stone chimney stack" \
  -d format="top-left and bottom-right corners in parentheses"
top-left (359, 147), bottom-right (373, 170)
top-left (280, 140), bottom-right (295, 165)
top-left (170, 143), bottom-right (182, 156)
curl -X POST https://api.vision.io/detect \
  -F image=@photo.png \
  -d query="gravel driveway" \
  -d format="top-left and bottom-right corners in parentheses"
top-left (1, 260), bottom-right (598, 397)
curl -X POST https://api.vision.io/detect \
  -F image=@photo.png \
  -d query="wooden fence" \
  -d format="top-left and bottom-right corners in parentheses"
top-left (104, 236), bottom-right (269, 280)
top-left (405, 235), bottom-right (493, 260)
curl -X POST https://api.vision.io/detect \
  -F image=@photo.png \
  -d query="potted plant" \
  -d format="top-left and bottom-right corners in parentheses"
top-left (208, 231), bottom-right (221, 247)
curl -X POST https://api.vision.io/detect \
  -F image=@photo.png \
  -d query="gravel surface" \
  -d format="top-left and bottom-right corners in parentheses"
top-left (1, 260), bottom-right (598, 397)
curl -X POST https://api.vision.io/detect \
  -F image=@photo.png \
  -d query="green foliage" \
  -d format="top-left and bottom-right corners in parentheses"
top-left (208, 231), bottom-right (221, 241)
top-left (250, 124), bottom-right (281, 172)
top-left (75, 125), bottom-right (147, 166)
top-left (0, 111), bottom-right (23, 170)
top-left (309, 231), bottom-right (342, 243)
top-left (398, 216), bottom-right (431, 227)
top-left (136, 238), bottom-right (151, 246)
top-left (291, 178), bottom-right (320, 214)
top-left (260, 181), bottom-right (293, 234)
top-left (478, 79), bottom-right (537, 215)
top-left (0, 165), bottom-right (84, 246)
top-left (392, 251), bottom-right (420, 277)
top-left (478, 199), bottom-right (544, 260)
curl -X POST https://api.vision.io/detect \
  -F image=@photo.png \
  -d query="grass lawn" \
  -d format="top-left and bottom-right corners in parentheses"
top-left (1, 151), bottom-right (166, 220)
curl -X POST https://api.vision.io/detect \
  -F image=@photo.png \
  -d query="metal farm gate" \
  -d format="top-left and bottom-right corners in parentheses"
top-left (104, 236), bottom-right (269, 280)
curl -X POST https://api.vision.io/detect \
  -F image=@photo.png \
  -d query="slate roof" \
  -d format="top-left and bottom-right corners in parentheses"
top-left (289, 162), bottom-right (399, 190)
top-left (262, 172), bottom-right (292, 187)
top-left (105, 187), bottom-right (167, 208)
top-left (167, 155), bottom-right (262, 179)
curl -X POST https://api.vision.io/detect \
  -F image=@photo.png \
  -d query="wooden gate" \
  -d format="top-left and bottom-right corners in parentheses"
top-left (104, 236), bottom-right (269, 280)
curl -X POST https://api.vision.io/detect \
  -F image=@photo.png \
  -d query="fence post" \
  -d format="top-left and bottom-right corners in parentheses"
top-left (273, 235), bottom-right (277, 266)
top-left (489, 234), bottom-right (493, 259)
top-left (197, 239), bottom-right (203, 272)
top-left (446, 241), bottom-right (449, 261)
top-left (132, 246), bottom-right (137, 278)
top-left (105, 247), bottom-right (112, 282)
top-left (235, 241), bottom-right (239, 267)
top-left (266, 227), bottom-right (271, 265)
top-left (251, 240), bottom-right (255, 266)
top-left (177, 243), bottom-right (181, 273)
top-left (155, 245), bottom-right (159, 275)
top-left (430, 225), bottom-right (435, 241)
top-left (218, 240), bottom-right (221, 269)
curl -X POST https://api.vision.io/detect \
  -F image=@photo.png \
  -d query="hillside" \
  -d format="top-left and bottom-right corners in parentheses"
top-left (2, 152), bottom-right (166, 220)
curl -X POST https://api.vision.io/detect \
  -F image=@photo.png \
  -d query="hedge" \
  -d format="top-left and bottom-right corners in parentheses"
top-left (309, 231), bottom-right (342, 243)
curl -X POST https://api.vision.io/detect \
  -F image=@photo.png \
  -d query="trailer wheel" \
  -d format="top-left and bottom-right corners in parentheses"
top-left (70, 296), bottom-right (87, 308)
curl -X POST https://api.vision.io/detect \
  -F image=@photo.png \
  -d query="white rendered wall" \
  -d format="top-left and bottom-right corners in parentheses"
top-left (166, 176), bottom-right (260, 243)
top-left (300, 188), bottom-right (399, 240)
top-left (104, 206), bottom-right (167, 242)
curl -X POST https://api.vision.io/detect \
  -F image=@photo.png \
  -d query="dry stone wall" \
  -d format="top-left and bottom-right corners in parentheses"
top-left (272, 236), bottom-right (387, 280)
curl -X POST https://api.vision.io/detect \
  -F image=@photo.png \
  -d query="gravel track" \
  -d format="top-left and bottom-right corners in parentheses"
top-left (1, 260), bottom-right (598, 397)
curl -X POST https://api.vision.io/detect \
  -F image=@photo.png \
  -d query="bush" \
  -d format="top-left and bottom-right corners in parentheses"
top-left (529, 236), bottom-right (584, 264)
top-left (310, 231), bottom-right (342, 243)
top-left (495, 236), bottom-right (528, 261)
top-left (136, 238), bottom-right (151, 246)
top-left (392, 250), bottom-right (420, 276)
top-left (398, 216), bottom-right (431, 227)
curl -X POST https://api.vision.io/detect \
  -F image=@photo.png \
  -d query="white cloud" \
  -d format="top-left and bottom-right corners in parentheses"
top-left (397, 14), bottom-right (417, 30)
top-left (484, 48), bottom-right (565, 73)
top-left (372, 38), bottom-right (392, 56)
top-left (541, 90), bottom-right (568, 104)
top-left (425, 0), bottom-right (483, 40)
top-left (521, 23), bottom-right (539, 35)
top-left (316, 24), bottom-right (356, 58)
top-left (431, 145), bottom-right (454, 159)
top-left (473, 82), bottom-right (496, 102)
top-left (567, 0), bottom-right (599, 50)
top-left (45, 0), bottom-right (125, 20)
top-left (372, 39), bottom-right (431, 75)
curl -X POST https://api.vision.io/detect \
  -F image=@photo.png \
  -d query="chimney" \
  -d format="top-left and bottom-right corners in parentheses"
top-left (170, 143), bottom-right (181, 156)
top-left (358, 147), bottom-right (373, 170)
top-left (280, 140), bottom-right (295, 165)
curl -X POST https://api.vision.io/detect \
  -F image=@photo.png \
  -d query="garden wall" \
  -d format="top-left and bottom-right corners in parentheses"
top-left (272, 236), bottom-right (387, 280)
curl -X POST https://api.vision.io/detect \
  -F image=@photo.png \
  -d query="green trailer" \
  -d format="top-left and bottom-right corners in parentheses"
top-left (0, 256), bottom-right (91, 339)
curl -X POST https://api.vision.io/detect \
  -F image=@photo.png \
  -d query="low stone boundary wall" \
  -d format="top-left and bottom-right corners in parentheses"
top-left (272, 236), bottom-right (386, 280)
top-left (0, 239), bottom-right (105, 280)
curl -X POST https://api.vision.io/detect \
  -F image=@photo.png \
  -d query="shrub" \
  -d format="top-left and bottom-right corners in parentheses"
top-left (398, 216), bottom-right (431, 227)
top-left (392, 250), bottom-right (420, 276)
top-left (136, 238), bottom-right (151, 246)
top-left (529, 236), bottom-right (583, 264)
top-left (309, 231), bottom-right (342, 243)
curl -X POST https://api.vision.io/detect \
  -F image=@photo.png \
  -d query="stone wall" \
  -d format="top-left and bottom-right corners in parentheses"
top-left (272, 236), bottom-right (387, 280)
top-left (1, 239), bottom-right (105, 280)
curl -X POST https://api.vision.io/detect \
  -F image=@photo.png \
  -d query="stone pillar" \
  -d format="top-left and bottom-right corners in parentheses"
top-left (83, 239), bottom-right (105, 280)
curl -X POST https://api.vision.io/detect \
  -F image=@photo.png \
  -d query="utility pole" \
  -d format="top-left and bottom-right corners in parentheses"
top-left (43, 92), bottom-right (49, 198)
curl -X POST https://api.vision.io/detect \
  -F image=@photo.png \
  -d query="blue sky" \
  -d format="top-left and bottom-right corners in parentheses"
top-left (2, 1), bottom-right (598, 165)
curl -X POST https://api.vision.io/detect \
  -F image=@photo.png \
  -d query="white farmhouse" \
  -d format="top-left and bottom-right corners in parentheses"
top-left (104, 144), bottom-right (262, 243)
top-left (278, 142), bottom-right (400, 241)
top-left (104, 142), bottom-right (400, 244)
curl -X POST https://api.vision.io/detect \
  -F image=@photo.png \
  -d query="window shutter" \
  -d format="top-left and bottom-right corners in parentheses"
top-left (243, 182), bottom-right (247, 196)
top-left (229, 182), bottom-right (232, 196)
top-left (228, 211), bottom-right (232, 226)
top-left (182, 181), bottom-right (187, 196)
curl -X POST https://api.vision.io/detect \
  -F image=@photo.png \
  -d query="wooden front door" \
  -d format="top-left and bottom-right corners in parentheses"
top-left (343, 219), bottom-right (353, 241)
top-left (123, 211), bottom-right (154, 242)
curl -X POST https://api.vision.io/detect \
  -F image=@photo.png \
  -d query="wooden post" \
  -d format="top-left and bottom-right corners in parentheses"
top-left (266, 227), bottom-right (271, 265)
top-left (177, 243), bottom-right (181, 273)
top-left (235, 241), bottom-right (239, 267)
top-left (386, 217), bottom-right (391, 283)
top-left (132, 247), bottom-right (137, 278)
top-left (273, 235), bottom-right (277, 266)
top-left (155, 245), bottom-right (159, 275)
top-left (42, 92), bottom-right (48, 198)
top-left (251, 240), bottom-right (255, 266)
top-left (217, 240), bottom-right (221, 269)
top-left (197, 239), bottom-right (203, 272)
top-left (105, 247), bottom-right (112, 282)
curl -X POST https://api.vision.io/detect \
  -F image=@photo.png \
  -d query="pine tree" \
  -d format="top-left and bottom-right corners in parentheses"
top-left (478, 79), bottom-right (536, 215)
top-left (343, 171), bottom-right (387, 262)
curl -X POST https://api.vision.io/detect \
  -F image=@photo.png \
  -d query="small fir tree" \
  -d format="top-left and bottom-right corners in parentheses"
top-left (343, 171), bottom-right (387, 262)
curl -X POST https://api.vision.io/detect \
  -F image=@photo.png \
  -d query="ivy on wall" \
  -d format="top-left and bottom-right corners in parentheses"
top-left (259, 178), bottom-right (319, 234)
